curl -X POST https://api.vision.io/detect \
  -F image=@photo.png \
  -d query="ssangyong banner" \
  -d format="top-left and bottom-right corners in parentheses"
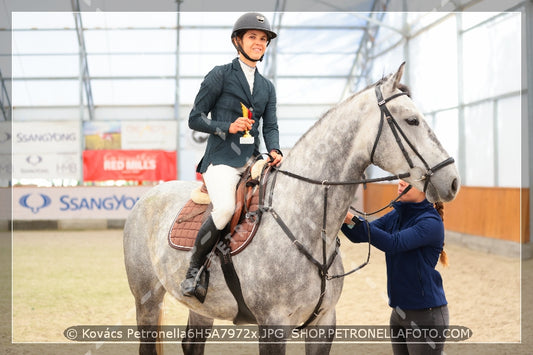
top-left (13, 153), bottom-right (80, 180)
top-left (13, 186), bottom-right (153, 220)
top-left (83, 150), bottom-right (177, 181)
top-left (13, 121), bottom-right (81, 154)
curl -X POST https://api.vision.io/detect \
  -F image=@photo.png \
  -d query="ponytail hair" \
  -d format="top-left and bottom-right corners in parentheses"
top-left (434, 202), bottom-right (449, 267)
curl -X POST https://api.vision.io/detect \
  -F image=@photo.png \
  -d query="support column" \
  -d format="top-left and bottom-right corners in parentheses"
top-left (524, 0), bottom-right (533, 251)
top-left (456, 12), bottom-right (467, 185)
top-left (175, 2), bottom-right (183, 179)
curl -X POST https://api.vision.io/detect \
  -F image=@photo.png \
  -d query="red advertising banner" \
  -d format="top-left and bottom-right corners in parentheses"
top-left (83, 150), bottom-right (177, 181)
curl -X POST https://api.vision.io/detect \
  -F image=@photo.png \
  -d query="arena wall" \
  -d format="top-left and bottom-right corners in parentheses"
top-left (362, 183), bottom-right (532, 259)
top-left (6, 184), bottom-right (532, 259)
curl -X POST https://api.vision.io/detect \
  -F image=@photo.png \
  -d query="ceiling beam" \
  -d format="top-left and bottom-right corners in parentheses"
top-left (340, 0), bottom-right (393, 99)
top-left (71, 0), bottom-right (95, 120)
top-left (0, 68), bottom-right (11, 121)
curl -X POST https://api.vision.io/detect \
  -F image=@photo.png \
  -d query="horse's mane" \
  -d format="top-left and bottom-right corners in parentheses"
top-left (291, 76), bottom-right (411, 148)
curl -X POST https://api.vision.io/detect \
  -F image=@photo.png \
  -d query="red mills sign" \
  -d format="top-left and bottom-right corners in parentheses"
top-left (83, 150), bottom-right (176, 181)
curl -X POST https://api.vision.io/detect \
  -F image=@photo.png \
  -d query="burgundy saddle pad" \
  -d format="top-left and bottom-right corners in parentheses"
top-left (168, 175), bottom-right (264, 256)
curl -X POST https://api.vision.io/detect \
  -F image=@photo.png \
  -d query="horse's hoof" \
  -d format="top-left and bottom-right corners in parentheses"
top-left (180, 278), bottom-right (196, 297)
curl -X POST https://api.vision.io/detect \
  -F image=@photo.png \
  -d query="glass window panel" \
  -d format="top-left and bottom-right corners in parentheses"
top-left (277, 104), bottom-right (331, 120)
top-left (368, 44), bottom-right (405, 89)
top-left (432, 109), bottom-right (459, 165)
top-left (278, 119), bottom-right (317, 135)
top-left (13, 12), bottom-right (75, 29)
top-left (180, 12), bottom-right (242, 26)
top-left (373, 28), bottom-right (404, 53)
top-left (461, 12), bottom-right (497, 30)
top-left (277, 29), bottom-right (361, 54)
top-left (13, 80), bottom-right (80, 106)
top-left (13, 30), bottom-right (78, 54)
top-left (281, 12), bottom-right (362, 27)
top-left (276, 78), bottom-right (344, 104)
top-left (178, 54), bottom-right (235, 76)
top-left (464, 102), bottom-right (494, 186)
top-left (276, 53), bottom-right (355, 76)
top-left (408, 12), bottom-right (451, 33)
top-left (13, 55), bottom-right (79, 78)
top-left (88, 54), bottom-right (175, 77)
top-left (91, 79), bottom-right (175, 105)
top-left (81, 12), bottom-right (176, 29)
top-left (496, 95), bottom-right (520, 187)
top-left (84, 29), bottom-right (175, 53)
top-left (180, 29), bottom-right (233, 53)
top-left (179, 79), bottom-right (203, 104)
top-left (376, 12), bottom-right (408, 49)
top-left (462, 13), bottom-right (520, 103)
top-left (408, 15), bottom-right (458, 113)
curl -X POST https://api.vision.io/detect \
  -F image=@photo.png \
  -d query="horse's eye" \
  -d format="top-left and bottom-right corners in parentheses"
top-left (406, 117), bottom-right (419, 126)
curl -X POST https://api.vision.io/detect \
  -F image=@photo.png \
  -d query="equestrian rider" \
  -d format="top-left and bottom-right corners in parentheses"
top-left (181, 12), bottom-right (283, 297)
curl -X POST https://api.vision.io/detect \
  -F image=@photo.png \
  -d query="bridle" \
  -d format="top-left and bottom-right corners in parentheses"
top-left (370, 84), bottom-right (455, 194)
top-left (256, 82), bottom-right (456, 330)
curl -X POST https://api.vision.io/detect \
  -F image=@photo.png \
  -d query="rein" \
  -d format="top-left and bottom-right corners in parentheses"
top-left (261, 166), bottom-right (411, 330)
top-left (258, 83), bottom-right (454, 329)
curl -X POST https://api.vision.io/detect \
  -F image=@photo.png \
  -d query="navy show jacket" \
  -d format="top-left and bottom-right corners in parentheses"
top-left (189, 58), bottom-right (280, 173)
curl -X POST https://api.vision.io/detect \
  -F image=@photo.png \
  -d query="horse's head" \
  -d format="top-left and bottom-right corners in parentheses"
top-left (365, 62), bottom-right (460, 203)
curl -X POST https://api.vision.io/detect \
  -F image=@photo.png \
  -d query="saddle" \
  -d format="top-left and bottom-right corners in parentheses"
top-left (168, 159), bottom-right (271, 320)
top-left (168, 159), bottom-right (270, 255)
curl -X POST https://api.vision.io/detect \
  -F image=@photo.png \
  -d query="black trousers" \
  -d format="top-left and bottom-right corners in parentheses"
top-left (389, 305), bottom-right (449, 355)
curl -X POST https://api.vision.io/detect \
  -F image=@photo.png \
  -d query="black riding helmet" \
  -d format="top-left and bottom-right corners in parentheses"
top-left (231, 12), bottom-right (277, 62)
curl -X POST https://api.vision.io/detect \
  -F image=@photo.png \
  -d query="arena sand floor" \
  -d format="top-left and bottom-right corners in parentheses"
top-left (4, 229), bottom-right (533, 354)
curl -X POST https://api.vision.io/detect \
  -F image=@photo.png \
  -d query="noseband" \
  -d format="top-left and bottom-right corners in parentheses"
top-left (370, 84), bottom-right (455, 193)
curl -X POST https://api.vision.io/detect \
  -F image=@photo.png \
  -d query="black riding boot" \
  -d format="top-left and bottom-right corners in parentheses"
top-left (180, 216), bottom-right (220, 297)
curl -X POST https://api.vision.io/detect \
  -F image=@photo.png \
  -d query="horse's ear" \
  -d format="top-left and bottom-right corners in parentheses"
top-left (392, 62), bottom-right (406, 90)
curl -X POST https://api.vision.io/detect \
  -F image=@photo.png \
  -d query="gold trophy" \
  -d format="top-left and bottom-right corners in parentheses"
top-left (240, 102), bottom-right (254, 145)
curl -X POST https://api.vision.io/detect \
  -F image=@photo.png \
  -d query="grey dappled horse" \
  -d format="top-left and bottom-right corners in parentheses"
top-left (124, 63), bottom-right (460, 355)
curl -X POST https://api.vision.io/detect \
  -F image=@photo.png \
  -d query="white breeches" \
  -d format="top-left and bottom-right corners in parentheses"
top-left (202, 164), bottom-right (246, 230)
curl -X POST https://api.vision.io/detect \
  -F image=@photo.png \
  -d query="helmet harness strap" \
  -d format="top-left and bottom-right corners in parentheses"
top-left (232, 34), bottom-right (268, 62)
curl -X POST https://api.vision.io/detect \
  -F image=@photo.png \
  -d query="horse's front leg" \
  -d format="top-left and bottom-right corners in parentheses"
top-left (258, 324), bottom-right (289, 355)
top-left (181, 310), bottom-right (214, 355)
top-left (304, 308), bottom-right (336, 355)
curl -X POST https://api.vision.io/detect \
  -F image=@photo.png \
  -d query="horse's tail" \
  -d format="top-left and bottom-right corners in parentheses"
top-left (156, 298), bottom-right (165, 355)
